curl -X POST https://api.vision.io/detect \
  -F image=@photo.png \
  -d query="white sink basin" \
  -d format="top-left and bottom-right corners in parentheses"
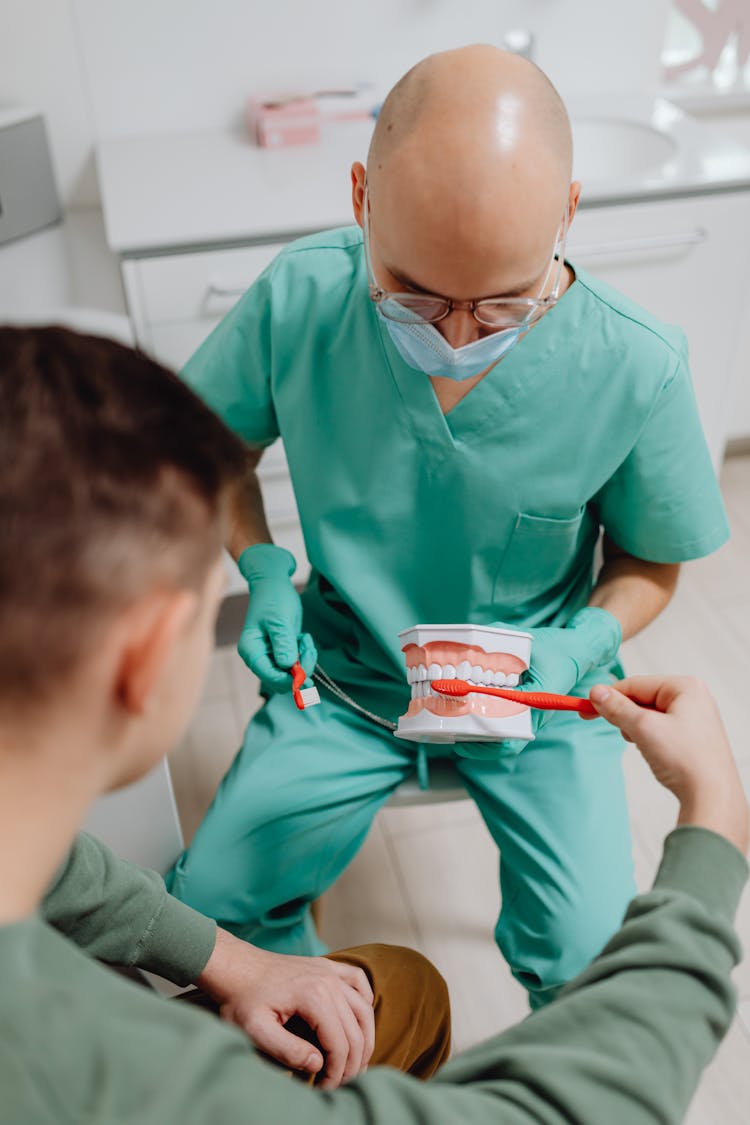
top-left (562, 95), bottom-right (750, 204)
top-left (572, 118), bottom-right (678, 183)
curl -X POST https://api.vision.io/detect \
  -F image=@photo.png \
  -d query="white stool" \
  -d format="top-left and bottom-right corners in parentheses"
top-left (387, 757), bottom-right (469, 807)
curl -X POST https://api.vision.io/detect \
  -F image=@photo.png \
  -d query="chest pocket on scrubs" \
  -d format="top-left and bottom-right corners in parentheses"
top-left (492, 507), bottom-right (599, 617)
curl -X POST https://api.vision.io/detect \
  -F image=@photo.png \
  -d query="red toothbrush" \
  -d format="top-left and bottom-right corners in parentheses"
top-left (431, 679), bottom-right (597, 717)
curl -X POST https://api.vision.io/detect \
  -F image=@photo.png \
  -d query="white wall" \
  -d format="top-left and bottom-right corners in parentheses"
top-left (0, 0), bottom-right (98, 205)
top-left (683, 104), bottom-right (750, 443)
top-left (2, 0), bottom-right (670, 208)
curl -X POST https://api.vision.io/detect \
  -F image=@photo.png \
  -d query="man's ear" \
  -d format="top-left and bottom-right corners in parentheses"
top-left (567, 181), bottom-right (582, 228)
top-left (115, 590), bottom-right (198, 715)
top-left (351, 161), bottom-right (366, 228)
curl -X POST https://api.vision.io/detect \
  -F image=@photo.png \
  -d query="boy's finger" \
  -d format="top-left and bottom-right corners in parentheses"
top-left (589, 684), bottom-right (652, 741)
top-left (251, 1016), bottom-right (324, 1074)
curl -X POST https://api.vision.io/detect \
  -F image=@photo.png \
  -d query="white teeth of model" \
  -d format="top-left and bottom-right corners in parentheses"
top-left (418, 664), bottom-right (427, 681)
top-left (417, 681), bottom-right (425, 698)
top-left (493, 671), bottom-right (507, 687)
top-left (480, 668), bottom-right (492, 686)
top-left (471, 665), bottom-right (484, 683)
top-left (506, 674), bottom-right (520, 687)
top-left (428, 663), bottom-right (441, 682)
top-left (442, 664), bottom-right (456, 679)
top-left (407, 666), bottom-right (416, 684)
top-left (457, 660), bottom-right (472, 680)
top-left (411, 684), bottom-right (417, 700)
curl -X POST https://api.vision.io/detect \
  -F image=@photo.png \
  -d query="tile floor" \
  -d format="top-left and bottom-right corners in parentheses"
top-left (169, 453), bottom-right (750, 1125)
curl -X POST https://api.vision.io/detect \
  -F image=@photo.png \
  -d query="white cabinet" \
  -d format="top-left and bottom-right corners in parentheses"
top-left (124, 243), bottom-right (284, 337)
top-left (83, 761), bottom-right (183, 874)
top-left (122, 243), bottom-right (306, 592)
top-left (569, 192), bottom-right (750, 467)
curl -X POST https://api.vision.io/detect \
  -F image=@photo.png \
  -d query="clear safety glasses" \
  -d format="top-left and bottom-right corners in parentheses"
top-left (363, 187), bottom-right (570, 330)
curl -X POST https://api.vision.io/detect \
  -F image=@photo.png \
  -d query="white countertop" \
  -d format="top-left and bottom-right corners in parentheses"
top-left (98, 120), bottom-right (370, 255)
top-left (0, 207), bottom-right (127, 322)
top-left (97, 98), bottom-right (750, 257)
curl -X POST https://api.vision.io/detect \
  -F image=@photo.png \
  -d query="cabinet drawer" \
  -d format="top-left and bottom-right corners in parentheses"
top-left (149, 319), bottom-right (218, 370)
top-left (258, 472), bottom-right (299, 523)
top-left (256, 439), bottom-right (290, 477)
top-left (136, 242), bottom-right (287, 323)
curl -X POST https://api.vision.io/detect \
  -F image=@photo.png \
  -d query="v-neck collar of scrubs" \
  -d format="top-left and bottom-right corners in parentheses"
top-left (373, 264), bottom-right (584, 468)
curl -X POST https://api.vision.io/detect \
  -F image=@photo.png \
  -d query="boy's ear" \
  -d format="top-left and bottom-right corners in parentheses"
top-left (115, 590), bottom-right (198, 715)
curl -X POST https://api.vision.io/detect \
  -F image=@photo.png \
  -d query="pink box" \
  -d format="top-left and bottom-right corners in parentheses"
top-left (246, 96), bottom-right (322, 148)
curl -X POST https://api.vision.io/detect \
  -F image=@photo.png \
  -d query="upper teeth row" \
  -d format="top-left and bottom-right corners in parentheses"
top-left (406, 663), bottom-right (520, 688)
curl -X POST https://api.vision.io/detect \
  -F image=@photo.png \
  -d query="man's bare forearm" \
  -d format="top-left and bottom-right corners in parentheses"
top-left (588, 537), bottom-right (680, 642)
top-left (227, 447), bottom-right (275, 562)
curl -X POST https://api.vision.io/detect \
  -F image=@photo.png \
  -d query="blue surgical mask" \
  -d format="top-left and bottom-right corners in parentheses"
top-left (378, 310), bottom-right (524, 381)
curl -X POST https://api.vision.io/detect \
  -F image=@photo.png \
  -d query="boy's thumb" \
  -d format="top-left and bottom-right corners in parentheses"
top-left (589, 684), bottom-right (644, 741)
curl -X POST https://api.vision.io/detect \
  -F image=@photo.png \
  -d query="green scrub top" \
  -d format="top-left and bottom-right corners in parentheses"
top-left (182, 226), bottom-right (729, 714)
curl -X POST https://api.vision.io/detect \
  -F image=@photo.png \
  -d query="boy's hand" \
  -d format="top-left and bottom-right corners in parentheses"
top-left (589, 676), bottom-right (749, 854)
top-left (197, 928), bottom-right (374, 1089)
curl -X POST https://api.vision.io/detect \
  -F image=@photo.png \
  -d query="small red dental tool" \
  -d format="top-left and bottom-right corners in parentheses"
top-left (431, 679), bottom-right (597, 717)
top-left (291, 660), bottom-right (321, 710)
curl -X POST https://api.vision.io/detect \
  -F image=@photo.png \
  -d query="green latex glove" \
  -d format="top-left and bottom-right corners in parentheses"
top-left (498, 607), bottom-right (622, 734)
top-left (237, 544), bottom-right (317, 694)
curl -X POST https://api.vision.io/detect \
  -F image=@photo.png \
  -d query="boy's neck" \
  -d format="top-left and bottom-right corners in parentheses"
top-left (0, 729), bottom-right (105, 925)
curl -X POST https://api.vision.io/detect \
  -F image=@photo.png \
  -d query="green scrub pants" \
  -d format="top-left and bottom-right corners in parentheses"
top-left (167, 677), bottom-right (635, 1009)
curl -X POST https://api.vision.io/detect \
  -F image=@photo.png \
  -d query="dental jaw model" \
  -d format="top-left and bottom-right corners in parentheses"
top-left (395, 624), bottom-right (533, 744)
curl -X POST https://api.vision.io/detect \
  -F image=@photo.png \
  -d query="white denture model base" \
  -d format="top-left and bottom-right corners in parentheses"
top-left (395, 624), bottom-right (534, 744)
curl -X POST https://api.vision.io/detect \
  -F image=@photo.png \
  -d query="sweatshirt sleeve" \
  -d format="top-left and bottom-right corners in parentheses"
top-left (41, 832), bottom-right (216, 986)
top-left (413, 825), bottom-right (748, 1125)
top-left (26, 826), bottom-right (747, 1124)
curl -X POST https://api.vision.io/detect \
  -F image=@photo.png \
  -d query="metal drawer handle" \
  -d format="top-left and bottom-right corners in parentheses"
top-left (574, 227), bottom-right (708, 259)
top-left (206, 280), bottom-right (249, 299)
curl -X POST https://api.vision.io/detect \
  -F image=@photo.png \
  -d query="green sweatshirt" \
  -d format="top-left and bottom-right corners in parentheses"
top-left (0, 827), bottom-right (746, 1124)
top-left (42, 831), bottom-right (216, 986)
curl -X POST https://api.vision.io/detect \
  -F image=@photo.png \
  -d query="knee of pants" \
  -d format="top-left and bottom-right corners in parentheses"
top-left (329, 944), bottom-right (452, 1077)
top-left (168, 842), bottom-right (315, 927)
top-left (495, 883), bottom-right (632, 1000)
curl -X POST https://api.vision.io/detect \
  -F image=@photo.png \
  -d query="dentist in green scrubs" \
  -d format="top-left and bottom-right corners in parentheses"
top-left (167, 45), bottom-right (729, 1008)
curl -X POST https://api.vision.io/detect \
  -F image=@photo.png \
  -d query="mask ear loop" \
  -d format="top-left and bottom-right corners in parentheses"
top-left (518, 205), bottom-right (570, 329)
top-left (549, 203), bottom-right (571, 299)
top-left (529, 205), bottom-right (570, 318)
top-left (361, 182), bottom-right (382, 298)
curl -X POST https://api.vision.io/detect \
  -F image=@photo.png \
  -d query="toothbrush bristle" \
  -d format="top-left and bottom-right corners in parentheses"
top-left (432, 679), bottom-right (471, 696)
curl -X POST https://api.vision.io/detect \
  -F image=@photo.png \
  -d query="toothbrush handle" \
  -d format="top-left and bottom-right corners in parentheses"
top-left (440, 681), bottom-right (597, 716)
top-left (509, 689), bottom-right (597, 716)
top-left (291, 660), bottom-right (306, 711)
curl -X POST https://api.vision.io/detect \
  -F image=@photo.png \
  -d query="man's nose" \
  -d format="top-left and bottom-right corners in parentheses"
top-left (434, 308), bottom-right (481, 349)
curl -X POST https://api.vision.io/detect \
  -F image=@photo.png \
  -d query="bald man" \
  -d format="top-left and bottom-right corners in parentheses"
top-left (167, 47), bottom-right (729, 1008)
